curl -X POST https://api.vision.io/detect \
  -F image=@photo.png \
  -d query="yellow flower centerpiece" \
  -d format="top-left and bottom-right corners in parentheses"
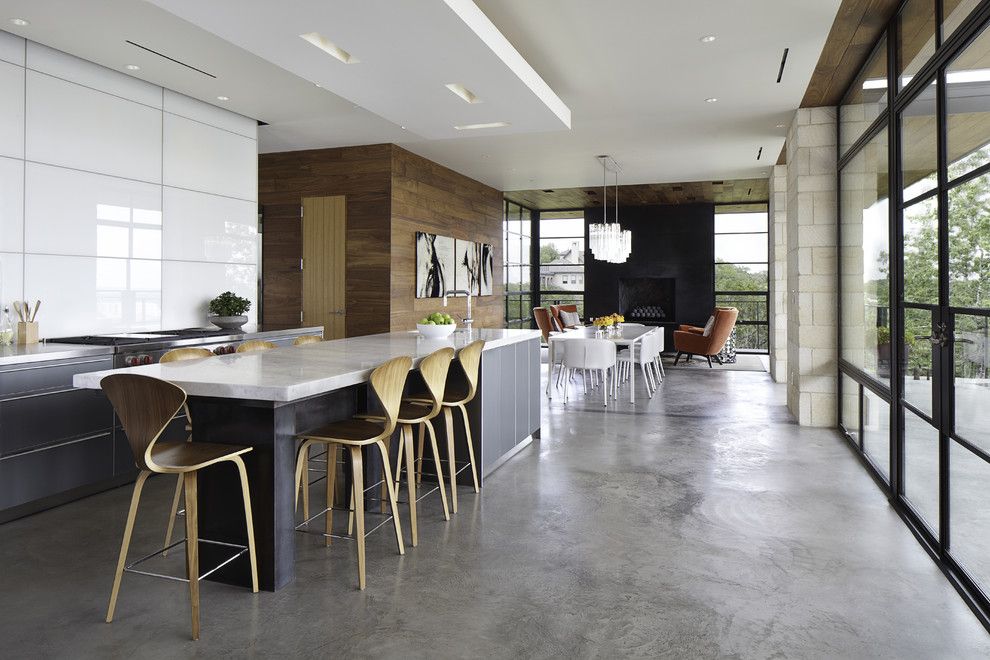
top-left (592, 313), bottom-right (625, 332)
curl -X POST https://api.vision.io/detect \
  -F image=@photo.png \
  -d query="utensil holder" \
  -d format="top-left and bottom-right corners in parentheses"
top-left (16, 321), bottom-right (38, 346)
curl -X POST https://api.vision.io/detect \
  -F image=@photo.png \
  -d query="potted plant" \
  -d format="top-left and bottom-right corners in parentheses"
top-left (208, 291), bottom-right (251, 330)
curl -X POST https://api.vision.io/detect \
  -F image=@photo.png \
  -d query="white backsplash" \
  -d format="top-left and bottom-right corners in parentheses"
top-left (0, 30), bottom-right (259, 337)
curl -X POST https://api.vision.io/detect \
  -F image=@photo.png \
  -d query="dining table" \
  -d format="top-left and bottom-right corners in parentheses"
top-left (546, 325), bottom-right (655, 403)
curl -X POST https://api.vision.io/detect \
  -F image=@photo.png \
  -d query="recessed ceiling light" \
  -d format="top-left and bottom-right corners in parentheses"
top-left (216, 95), bottom-right (229, 101)
top-left (699, 35), bottom-right (716, 43)
top-left (775, 123), bottom-right (786, 128)
top-left (705, 97), bottom-right (718, 103)
top-left (299, 32), bottom-right (358, 64)
top-left (400, 125), bottom-right (406, 130)
top-left (125, 64), bottom-right (140, 71)
top-left (445, 83), bottom-right (481, 104)
top-left (9, 18), bottom-right (29, 26)
top-left (454, 121), bottom-right (510, 131)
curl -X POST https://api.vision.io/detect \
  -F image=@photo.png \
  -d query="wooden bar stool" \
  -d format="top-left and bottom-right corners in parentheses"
top-left (292, 356), bottom-right (410, 589)
top-left (389, 347), bottom-right (454, 546)
top-left (293, 335), bottom-right (323, 346)
top-left (236, 339), bottom-right (277, 353)
top-left (159, 347), bottom-right (214, 554)
top-left (102, 374), bottom-right (258, 641)
top-left (415, 340), bottom-right (484, 513)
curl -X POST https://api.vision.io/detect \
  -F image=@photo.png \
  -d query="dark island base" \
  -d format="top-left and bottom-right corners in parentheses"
top-left (187, 336), bottom-right (541, 592)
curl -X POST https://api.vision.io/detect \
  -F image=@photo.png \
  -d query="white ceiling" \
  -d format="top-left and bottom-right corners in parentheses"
top-left (0, 0), bottom-right (841, 192)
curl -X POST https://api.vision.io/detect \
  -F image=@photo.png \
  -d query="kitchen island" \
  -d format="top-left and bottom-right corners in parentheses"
top-left (73, 328), bottom-right (541, 590)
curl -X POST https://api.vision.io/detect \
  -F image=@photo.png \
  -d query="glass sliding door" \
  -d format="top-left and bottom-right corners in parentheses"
top-left (838, 0), bottom-right (990, 625)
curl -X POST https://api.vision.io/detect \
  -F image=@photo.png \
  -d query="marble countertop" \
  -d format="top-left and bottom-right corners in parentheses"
top-left (0, 343), bottom-right (114, 367)
top-left (73, 328), bottom-right (541, 402)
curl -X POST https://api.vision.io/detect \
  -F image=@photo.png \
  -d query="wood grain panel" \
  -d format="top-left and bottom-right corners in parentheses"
top-left (801, 0), bottom-right (901, 107)
top-left (504, 178), bottom-right (768, 211)
top-left (259, 145), bottom-right (392, 336)
top-left (390, 146), bottom-right (504, 331)
top-left (261, 144), bottom-right (505, 335)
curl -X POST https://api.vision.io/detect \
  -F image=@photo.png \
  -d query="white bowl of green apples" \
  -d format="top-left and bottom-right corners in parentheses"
top-left (417, 312), bottom-right (457, 338)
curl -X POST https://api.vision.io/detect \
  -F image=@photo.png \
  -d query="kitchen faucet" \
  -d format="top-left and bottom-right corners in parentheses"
top-left (442, 290), bottom-right (473, 328)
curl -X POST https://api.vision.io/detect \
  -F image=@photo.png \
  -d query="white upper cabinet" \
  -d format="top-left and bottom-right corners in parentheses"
top-left (163, 90), bottom-right (256, 138)
top-left (0, 61), bottom-right (24, 159)
top-left (0, 157), bottom-right (24, 253)
top-left (25, 70), bottom-right (162, 183)
top-left (24, 162), bottom-right (162, 257)
top-left (26, 42), bottom-right (162, 108)
top-left (163, 187), bottom-right (257, 264)
top-left (163, 113), bottom-right (257, 202)
top-left (0, 29), bottom-right (24, 66)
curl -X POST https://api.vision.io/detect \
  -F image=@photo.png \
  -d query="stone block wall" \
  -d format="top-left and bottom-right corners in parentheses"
top-left (785, 107), bottom-right (839, 427)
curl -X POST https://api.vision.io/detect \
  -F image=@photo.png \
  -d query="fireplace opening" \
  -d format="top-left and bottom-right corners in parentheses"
top-left (618, 278), bottom-right (675, 324)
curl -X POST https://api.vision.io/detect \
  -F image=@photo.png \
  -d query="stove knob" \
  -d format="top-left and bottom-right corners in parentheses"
top-left (124, 356), bottom-right (136, 367)
top-left (142, 354), bottom-right (153, 365)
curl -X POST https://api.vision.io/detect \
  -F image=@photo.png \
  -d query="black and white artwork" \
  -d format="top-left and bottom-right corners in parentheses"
top-left (416, 232), bottom-right (455, 298)
top-left (454, 239), bottom-right (480, 295)
top-left (479, 242), bottom-right (494, 295)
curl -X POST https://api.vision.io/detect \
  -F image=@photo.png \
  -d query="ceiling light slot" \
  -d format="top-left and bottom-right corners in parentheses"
top-left (454, 121), bottom-right (510, 130)
top-left (445, 83), bottom-right (481, 104)
top-left (299, 32), bottom-right (358, 64)
top-left (125, 40), bottom-right (216, 78)
top-left (776, 48), bottom-right (789, 83)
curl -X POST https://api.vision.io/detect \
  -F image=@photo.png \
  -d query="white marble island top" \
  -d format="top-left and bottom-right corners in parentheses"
top-left (73, 328), bottom-right (540, 403)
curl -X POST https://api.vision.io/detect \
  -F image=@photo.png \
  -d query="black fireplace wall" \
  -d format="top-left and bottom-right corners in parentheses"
top-left (584, 202), bottom-right (715, 329)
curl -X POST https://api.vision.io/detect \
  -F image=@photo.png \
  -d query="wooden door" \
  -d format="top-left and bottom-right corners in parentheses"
top-left (302, 196), bottom-right (346, 339)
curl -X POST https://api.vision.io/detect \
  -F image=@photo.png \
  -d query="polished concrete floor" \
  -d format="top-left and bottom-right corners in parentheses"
top-left (2, 367), bottom-right (990, 658)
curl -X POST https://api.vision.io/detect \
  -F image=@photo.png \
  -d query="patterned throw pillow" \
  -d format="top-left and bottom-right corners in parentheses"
top-left (560, 310), bottom-right (581, 328)
top-left (702, 315), bottom-right (716, 337)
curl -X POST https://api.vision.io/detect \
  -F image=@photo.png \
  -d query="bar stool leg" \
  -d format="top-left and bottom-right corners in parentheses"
top-left (293, 439), bottom-right (315, 517)
top-left (402, 425), bottom-right (418, 546)
top-left (163, 475), bottom-right (183, 557)
top-left (443, 407), bottom-right (458, 514)
top-left (424, 419), bottom-right (450, 520)
top-left (232, 456), bottom-right (259, 592)
top-left (417, 423), bottom-right (426, 485)
top-left (457, 403), bottom-right (480, 493)
top-left (375, 440), bottom-right (405, 556)
top-left (183, 472), bottom-right (200, 640)
top-left (325, 443), bottom-right (338, 545)
top-left (349, 446), bottom-right (366, 590)
top-left (106, 470), bottom-right (149, 623)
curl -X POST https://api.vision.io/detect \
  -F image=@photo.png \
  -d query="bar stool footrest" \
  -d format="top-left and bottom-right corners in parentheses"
top-left (124, 538), bottom-right (249, 584)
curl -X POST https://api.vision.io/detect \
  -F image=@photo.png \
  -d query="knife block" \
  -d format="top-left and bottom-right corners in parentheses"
top-left (16, 321), bottom-right (38, 346)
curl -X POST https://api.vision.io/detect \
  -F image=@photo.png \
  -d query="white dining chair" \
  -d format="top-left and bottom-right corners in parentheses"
top-left (618, 331), bottom-right (662, 398)
top-left (652, 330), bottom-right (666, 381)
top-left (562, 338), bottom-right (617, 407)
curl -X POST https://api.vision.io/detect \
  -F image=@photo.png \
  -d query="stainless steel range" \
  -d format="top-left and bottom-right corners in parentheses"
top-left (49, 327), bottom-right (321, 368)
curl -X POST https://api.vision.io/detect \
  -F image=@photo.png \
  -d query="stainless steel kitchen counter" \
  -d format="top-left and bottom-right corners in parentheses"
top-left (0, 326), bottom-right (325, 367)
top-left (0, 343), bottom-right (115, 366)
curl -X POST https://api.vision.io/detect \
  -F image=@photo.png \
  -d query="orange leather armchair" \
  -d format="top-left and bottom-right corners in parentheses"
top-left (673, 307), bottom-right (739, 367)
top-left (533, 307), bottom-right (561, 343)
top-left (549, 304), bottom-right (581, 330)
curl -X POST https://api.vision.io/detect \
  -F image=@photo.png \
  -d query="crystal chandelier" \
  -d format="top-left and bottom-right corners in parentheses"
top-left (589, 155), bottom-right (631, 263)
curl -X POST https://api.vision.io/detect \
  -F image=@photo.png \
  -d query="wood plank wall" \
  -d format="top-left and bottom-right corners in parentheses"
top-left (258, 144), bottom-right (392, 336)
top-left (390, 146), bottom-right (505, 331)
top-left (259, 143), bottom-right (505, 335)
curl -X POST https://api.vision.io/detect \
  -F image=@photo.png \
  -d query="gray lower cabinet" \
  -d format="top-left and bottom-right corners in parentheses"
top-left (0, 356), bottom-right (120, 520)
top-left (478, 337), bottom-right (541, 477)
